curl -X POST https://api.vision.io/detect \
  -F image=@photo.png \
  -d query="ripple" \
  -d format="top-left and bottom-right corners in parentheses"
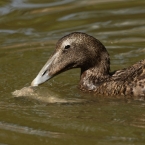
top-left (131, 114), bottom-right (145, 129)
top-left (0, 0), bottom-right (75, 16)
top-left (0, 121), bottom-right (65, 138)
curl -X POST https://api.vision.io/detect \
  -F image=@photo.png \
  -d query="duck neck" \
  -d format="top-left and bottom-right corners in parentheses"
top-left (79, 58), bottom-right (110, 91)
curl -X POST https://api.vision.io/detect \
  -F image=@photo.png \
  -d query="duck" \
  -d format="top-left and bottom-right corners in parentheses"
top-left (31, 32), bottom-right (145, 98)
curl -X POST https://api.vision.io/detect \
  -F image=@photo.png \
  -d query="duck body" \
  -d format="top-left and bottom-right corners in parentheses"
top-left (31, 32), bottom-right (145, 98)
top-left (80, 59), bottom-right (145, 97)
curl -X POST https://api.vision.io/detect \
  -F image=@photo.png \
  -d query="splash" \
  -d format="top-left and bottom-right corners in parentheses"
top-left (12, 86), bottom-right (85, 104)
top-left (12, 86), bottom-right (36, 97)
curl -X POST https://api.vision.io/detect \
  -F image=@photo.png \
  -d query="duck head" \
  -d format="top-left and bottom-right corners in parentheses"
top-left (31, 32), bottom-right (110, 87)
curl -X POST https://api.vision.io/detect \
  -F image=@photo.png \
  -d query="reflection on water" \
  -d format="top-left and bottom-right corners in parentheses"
top-left (0, 0), bottom-right (145, 144)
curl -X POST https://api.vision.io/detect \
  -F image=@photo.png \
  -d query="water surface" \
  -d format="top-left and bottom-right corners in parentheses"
top-left (0, 0), bottom-right (145, 144)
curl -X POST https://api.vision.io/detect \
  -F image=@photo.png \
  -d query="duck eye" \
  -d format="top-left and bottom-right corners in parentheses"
top-left (64, 45), bottom-right (70, 49)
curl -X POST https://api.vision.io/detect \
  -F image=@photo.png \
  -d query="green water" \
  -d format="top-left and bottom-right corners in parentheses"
top-left (0, 0), bottom-right (145, 144)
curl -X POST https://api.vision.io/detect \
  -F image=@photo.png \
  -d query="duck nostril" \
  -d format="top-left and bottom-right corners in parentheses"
top-left (42, 70), bottom-right (47, 76)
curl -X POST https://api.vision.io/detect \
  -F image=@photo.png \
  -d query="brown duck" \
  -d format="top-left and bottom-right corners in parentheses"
top-left (31, 32), bottom-right (145, 98)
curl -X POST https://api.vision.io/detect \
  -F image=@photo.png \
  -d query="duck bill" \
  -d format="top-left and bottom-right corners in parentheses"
top-left (31, 52), bottom-right (58, 87)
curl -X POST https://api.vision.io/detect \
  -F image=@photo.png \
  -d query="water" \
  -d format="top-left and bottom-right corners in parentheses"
top-left (0, 0), bottom-right (145, 144)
